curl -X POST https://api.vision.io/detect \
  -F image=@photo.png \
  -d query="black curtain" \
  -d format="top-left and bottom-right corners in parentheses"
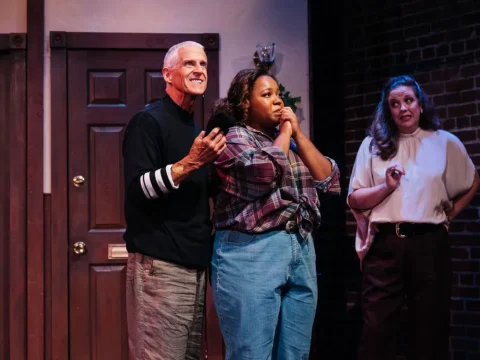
top-left (309, 1), bottom-right (362, 359)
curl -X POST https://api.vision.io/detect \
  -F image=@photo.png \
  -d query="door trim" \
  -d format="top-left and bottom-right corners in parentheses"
top-left (27, 0), bottom-right (45, 358)
top-left (0, 33), bottom-right (27, 360)
top-left (49, 31), bottom-right (219, 360)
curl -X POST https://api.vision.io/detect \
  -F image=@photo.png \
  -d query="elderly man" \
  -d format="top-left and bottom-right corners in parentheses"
top-left (122, 41), bottom-right (226, 360)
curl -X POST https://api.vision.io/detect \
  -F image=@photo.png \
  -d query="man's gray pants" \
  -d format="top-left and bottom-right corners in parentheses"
top-left (126, 253), bottom-right (206, 360)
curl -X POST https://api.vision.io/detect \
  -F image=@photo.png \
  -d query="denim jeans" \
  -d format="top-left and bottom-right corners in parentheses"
top-left (211, 229), bottom-right (318, 360)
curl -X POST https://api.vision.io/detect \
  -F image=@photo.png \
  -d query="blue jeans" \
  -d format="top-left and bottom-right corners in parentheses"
top-left (211, 229), bottom-right (318, 360)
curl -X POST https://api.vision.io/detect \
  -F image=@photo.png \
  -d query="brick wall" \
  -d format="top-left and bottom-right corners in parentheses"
top-left (344, 0), bottom-right (480, 358)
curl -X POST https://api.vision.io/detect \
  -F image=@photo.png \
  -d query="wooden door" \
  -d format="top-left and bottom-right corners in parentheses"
top-left (68, 49), bottom-right (166, 359)
top-left (63, 39), bottom-right (222, 359)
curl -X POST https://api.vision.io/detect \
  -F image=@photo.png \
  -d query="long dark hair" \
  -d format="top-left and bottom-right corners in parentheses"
top-left (368, 75), bottom-right (440, 160)
top-left (211, 68), bottom-right (274, 122)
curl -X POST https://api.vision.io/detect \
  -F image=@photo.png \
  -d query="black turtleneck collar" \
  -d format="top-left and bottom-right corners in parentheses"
top-left (164, 94), bottom-right (195, 125)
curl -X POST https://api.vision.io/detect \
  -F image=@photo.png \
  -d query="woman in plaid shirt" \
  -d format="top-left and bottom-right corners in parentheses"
top-left (209, 68), bottom-right (340, 360)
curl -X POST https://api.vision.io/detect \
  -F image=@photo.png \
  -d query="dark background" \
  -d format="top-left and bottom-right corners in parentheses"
top-left (309, 0), bottom-right (480, 358)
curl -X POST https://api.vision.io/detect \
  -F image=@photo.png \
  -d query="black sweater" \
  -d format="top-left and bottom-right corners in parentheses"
top-left (122, 96), bottom-right (212, 269)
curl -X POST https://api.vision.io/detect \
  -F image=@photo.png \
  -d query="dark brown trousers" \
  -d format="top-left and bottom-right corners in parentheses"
top-left (357, 226), bottom-right (451, 360)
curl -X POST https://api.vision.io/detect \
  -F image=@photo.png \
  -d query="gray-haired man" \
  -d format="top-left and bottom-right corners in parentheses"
top-left (123, 41), bottom-right (226, 360)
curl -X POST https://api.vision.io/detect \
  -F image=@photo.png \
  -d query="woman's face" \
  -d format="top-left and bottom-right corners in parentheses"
top-left (247, 75), bottom-right (284, 133)
top-left (387, 85), bottom-right (422, 134)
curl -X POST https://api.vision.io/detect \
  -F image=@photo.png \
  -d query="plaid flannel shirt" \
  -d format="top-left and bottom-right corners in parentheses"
top-left (211, 125), bottom-right (340, 240)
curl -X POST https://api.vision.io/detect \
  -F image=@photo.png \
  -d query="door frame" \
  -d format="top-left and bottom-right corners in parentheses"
top-left (49, 31), bottom-right (220, 360)
top-left (0, 33), bottom-right (27, 360)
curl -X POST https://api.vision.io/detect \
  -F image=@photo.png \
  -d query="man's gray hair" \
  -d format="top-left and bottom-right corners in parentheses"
top-left (163, 41), bottom-right (204, 69)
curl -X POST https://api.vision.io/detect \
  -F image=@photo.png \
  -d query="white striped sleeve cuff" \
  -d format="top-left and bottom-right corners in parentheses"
top-left (165, 165), bottom-right (179, 190)
top-left (139, 165), bottom-right (179, 199)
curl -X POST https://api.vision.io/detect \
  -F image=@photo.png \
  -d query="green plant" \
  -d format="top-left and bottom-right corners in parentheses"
top-left (279, 83), bottom-right (301, 113)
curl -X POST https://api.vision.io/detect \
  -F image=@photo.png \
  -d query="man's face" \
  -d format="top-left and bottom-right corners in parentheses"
top-left (164, 46), bottom-right (208, 96)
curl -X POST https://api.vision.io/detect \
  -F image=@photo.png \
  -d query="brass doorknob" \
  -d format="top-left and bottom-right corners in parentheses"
top-left (73, 241), bottom-right (87, 255)
top-left (73, 175), bottom-right (85, 187)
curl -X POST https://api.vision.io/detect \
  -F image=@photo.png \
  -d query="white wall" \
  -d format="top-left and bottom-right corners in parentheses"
top-left (0, 0), bottom-right (26, 32)
top-left (44, 0), bottom-right (310, 192)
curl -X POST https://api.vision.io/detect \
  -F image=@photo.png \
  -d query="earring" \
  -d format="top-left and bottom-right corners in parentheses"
top-left (421, 109), bottom-right (423, 113)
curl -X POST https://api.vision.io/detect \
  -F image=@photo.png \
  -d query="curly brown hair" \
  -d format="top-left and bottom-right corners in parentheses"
top-left (368, 75), bottom-right (441, 160)
top-left (211, 68), bottom-right (275, 123)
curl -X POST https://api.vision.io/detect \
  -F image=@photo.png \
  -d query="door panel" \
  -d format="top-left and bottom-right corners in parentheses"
top-left (89, 265), bottom-right (128, 360)
top-left (88, 126), bottom-right (125, 229)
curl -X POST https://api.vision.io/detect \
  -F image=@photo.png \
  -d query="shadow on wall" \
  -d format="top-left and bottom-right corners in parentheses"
top-left (310, 194), bottom-right (363, 360)
top-left (229, 52), bottom-right (284, 75)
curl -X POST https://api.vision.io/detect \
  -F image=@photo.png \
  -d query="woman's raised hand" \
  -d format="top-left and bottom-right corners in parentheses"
top-left (279, 107), bottom-right (300, 137)
top-left (385, 164), bottom-right (405, 190)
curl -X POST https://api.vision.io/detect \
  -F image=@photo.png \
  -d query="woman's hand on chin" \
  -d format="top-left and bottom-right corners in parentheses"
top-left (279, 118), bottom-right (293, 137)
top-left (280, 107), bottom-right (300, 137)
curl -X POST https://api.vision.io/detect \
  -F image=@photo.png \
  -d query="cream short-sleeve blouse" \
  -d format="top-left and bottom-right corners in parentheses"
top-left (348, 128), bottom-right (476, 261)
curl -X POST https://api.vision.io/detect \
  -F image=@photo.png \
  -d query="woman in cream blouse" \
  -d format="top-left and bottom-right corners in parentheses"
top-left (348, 75), bottom-right (479, 360)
